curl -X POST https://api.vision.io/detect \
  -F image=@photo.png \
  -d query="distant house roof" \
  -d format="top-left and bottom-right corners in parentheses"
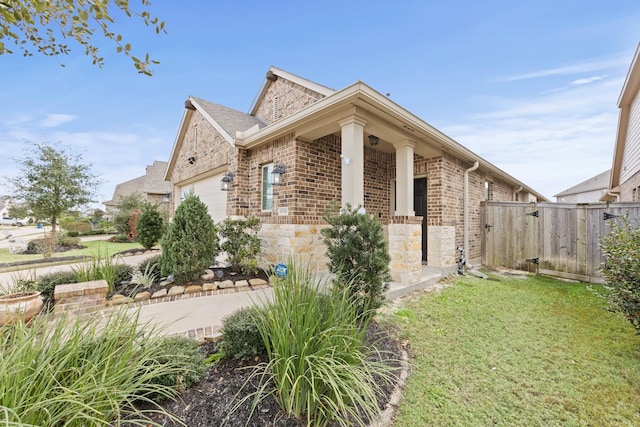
top-left (104, 161), bottom-right (170, 207)
top-left (554, 169), bottom-right (610, 198)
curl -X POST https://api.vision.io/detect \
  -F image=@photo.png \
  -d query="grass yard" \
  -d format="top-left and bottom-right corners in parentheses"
top-left (390, 272), bottom-right (640, 427)
top-left (0, 240), bottom-right (144, 264)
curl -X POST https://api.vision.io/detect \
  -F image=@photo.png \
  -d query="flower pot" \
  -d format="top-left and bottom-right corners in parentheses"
top-left (0, 291), bottom-right (44, 325)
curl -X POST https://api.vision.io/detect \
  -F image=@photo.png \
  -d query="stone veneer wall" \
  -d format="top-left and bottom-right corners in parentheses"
top-left (54, 280), bottom-right (108, 317)
top-left (258, 223), bottom-right (329, 273)
top-left (387, 217), bottom-right (423, 284)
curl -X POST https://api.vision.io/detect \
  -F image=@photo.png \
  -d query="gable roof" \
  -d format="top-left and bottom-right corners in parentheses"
top-left (609, 43), bottom-right (640, 192)
top-left (164, 96), bottom-right (265, 179)
top-left (554, 169), bottom-right (610, 197)
top-left (249, 66), bottom-right (336, 116)
top-left (141, 161), bottom-right (171, 195)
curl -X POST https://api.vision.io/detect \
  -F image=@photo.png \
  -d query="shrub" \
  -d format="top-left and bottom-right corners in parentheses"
top-left (147, 336), bottom-right (206, 399)
top-left (219, 306), bottom-right (266, 360)
top-left (109, 234), bottom-right (131, 243)
top-left (0, 310), bottom-right (186, 426)
top-left (600, 214), bottom-right (640, 331)
top-left (239, 261), bottom-right (395, 426)
top-left (66, 230), bottom-right (80, 237)
top-left (27, 239), bottom-right (44, 253)
top-left (138, 254), bottom-right (162, 276)
top-left (37, 271), bottom-right (79, 311)
top-left (56, 234), bottom-right (80, 247)
top-left (137, 206), bottom-right (165, 249)
top-left (321, 203), bottom-right (392, 318)
top-left (128, 208), bottom-right (142, 240)
top-left (113, 192), bottom-right (146, 236)
top-left (218, 216), bottom-right (262, 275)
top-left (59, 217), bottom-right (92, 234)
top-left (72, 256), bottom-right (133, 292)
top-left (159, 193), bottom-right (218, 284)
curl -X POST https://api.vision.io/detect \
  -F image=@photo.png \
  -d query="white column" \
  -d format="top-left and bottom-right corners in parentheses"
top-left (394, 139), bottom-right (416, 216)
top-left (339, 116), bottom-right (366, 208)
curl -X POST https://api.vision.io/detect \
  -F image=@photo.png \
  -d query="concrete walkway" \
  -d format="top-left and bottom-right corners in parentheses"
top-left (2, 250), bottom-right (444, 341)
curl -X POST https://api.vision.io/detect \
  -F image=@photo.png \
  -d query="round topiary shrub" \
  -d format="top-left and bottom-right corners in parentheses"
top-left (219, 306), bottom-right (266, 360)
top-left (137, 207), bottom-right (165, 249)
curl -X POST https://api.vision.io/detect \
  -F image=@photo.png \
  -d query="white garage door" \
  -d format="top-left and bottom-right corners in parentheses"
top-left (179, 173), bottom-right (227, 223)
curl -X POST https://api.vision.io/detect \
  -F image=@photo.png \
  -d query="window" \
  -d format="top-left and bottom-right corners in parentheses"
top-left (484, 181), bottom-right (493, 201)
top-left (262, 163), bottom-right (274, 211)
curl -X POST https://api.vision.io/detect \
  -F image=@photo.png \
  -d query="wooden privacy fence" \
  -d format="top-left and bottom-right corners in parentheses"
top-left (482, 202), bottom-right (640, 283)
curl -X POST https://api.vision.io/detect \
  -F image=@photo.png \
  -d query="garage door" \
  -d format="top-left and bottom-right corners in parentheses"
top-left (179, 173), bottom-right (227, 223)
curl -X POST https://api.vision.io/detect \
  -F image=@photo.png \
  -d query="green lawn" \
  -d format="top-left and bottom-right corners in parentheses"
top-left (389, 272), bottom-right (640, 426)
top-left (0, 240), bottom-right (145, 264)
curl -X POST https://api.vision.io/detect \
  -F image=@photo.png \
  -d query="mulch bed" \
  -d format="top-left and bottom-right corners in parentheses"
top-left (132, 321), bottom-right (405, 427)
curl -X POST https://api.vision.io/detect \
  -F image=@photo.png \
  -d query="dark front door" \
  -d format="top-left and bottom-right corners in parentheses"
top-left (414, 178), bottom-right (427, 262)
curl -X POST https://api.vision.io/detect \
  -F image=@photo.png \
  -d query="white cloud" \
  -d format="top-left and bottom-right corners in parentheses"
top-left (442, 76), bottom-right (621, 200)
top-left (570, 75), bottom-right (606, 86)
top-left (501, 55), bottom-right (628, 82)
top-left (39, 114), bottom-right (77, 127)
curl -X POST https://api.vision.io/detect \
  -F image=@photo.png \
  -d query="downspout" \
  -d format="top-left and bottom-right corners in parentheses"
top-left (513, 185), bottom-right (522, 201)
top-left (464, 161), bottom-right (480, 268)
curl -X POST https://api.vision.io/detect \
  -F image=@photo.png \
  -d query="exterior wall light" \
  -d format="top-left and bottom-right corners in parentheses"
top-left (368, 135), bottom-right (379, 146)
top-left (220, 172), bottom-right (235, 191)
top-left (271, 163), bottom-right (286, 185)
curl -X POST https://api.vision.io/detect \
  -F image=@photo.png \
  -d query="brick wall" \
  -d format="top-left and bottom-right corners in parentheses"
top-left (254, 78), bottom-right (327, 124)
top-left (54, 280), bottom-right (108, 317)
top-left (169, 111), bottom-right (235, 193)
top-left (620, 169), bottom-right (640, 201)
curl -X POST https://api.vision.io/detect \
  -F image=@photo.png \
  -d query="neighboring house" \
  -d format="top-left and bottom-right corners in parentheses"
top-left (164, 67), bottom-right (547, 284)
top-left (604, 43), bottom-right (640, 202)
top-left (103, 161), bottom-right (171, 217)
top-left (555, 169), bottom-right (611, 203)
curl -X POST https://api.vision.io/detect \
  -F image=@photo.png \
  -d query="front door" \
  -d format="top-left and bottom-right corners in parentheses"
top-left (414, 178), bottom-right (427, 262)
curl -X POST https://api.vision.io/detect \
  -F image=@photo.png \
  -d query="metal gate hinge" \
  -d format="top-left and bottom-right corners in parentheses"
top-left (484, 223), bottom-right (492, 232)
top-left (603, 212), bottom-right (619, 220)
top-left (526, 210), bottom-right (539, 217)
top-left (526, 257), bottom-right (539, 264)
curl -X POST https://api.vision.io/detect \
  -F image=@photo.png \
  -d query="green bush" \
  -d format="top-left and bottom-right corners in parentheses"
top-left (218, 216), bottom-right (262, 275)
top-left (81, 228), bottom-right (106, 236)
top-left (241, 261), bottom-right (395, 426)
top-left (600, 214), bottom-right (640, 332)
top-left (56, 234), bottom-right (80, 247)
top-left (59, 217), bottom-right (92, 234)
top-left (160, 193), bottom-right (218, 284)
top-left (66, 230), bottom-right (80, 237)
top-left (0, 310), bottom-right (185, 426)
top-left (147, 336), bottom-right (206, 399)
top-left (138, 254), bottom-right (162, 276)
top-left (37, 271), bottom-right (79, 311)
top-left (219, 306), bottom-right (266, 360)
top-left (27, 239), bottom-right (44, 253)
top-left (137, 206), bottom-right (165, 249)
top-left (321, 203), bottom-right (392, 318)
top-left (109, 234), bottom-right (131, 243)
top-left (112, 192), bottom-right (146, 237)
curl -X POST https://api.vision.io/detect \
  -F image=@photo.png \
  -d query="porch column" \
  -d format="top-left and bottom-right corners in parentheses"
top-left (339, 115), bottom-right (366, 208)
top-left (394, 139), bottom-right (416, 216)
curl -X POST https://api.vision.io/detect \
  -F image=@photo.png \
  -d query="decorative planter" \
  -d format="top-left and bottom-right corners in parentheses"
top-left (0, 291), bottom-right (44, 325)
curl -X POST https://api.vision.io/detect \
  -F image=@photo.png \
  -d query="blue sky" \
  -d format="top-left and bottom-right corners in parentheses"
top-left (1, 0), bottom-right (639, 205)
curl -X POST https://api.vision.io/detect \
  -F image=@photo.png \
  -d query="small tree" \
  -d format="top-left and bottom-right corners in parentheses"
top-left (137, 204), bottom-right (165, 249)
top-left (321, 203), bottom-right (392, 317)
top-left (159, 193), bottom-right (218, 284)
top-left (218, 217), bottom-right (262, 275)
top-left (112, 192), bottom-right (145, 237)
top-left (599, 214), bottom-right (640, 332)
top-left (9, 142), bottom-right (99, 233)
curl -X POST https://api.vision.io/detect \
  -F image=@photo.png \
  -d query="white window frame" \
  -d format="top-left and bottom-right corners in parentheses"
top-left (262, 163), bottom-right (274, 211)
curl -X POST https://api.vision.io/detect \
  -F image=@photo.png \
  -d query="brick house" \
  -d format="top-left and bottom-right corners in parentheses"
top-left (164, 67), bottom-right (546, 284)
top-left (603, 43), bottom-right (640, 202)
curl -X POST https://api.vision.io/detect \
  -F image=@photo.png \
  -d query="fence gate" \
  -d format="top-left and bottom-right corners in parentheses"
top-left (482, 202), bottom-right (640, 282)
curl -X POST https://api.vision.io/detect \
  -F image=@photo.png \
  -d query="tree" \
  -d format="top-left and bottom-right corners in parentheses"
top-left (159, 193), bottom-right (218, 284)
top-left (0, 0), bottom-right (165, 75)
top-left (8, 204), bottom-right (30, 220)
top-left (9, 142), bottom-right (100, 233)
top-left (112, 192), bottom-right (145, 237)
top-left (321, 203), bottom-right (392, 318)
top-left (137, 203), bottom-right (164, 249)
